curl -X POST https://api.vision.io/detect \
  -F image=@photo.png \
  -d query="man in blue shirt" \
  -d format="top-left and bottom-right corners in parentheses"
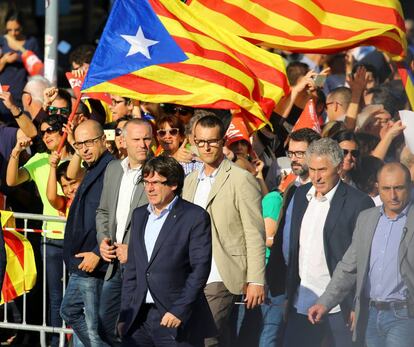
top-left (309, 162), bottom-right (414, 347)
top-left (118, 156), bottom-right (216, 346)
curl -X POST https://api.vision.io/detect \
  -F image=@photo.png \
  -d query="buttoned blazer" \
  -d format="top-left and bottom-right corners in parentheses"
top-left (318, 204), bottom-right (414, 342)
top-left (286, 181), bottom-right (374, 316)
top-left (182, 158), bottom-right (266, 294)
top-left (96, 159), bottom-right (147, 280)
top-left (118, 197), bottom-right (216, 343)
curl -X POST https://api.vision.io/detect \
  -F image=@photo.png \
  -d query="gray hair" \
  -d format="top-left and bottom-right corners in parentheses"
top-left (122, 118), bottom-right (153, 138)
top-left (24, 76), bottom-right (52, 104)
top-left (306, 138), bottom-right (344, 167)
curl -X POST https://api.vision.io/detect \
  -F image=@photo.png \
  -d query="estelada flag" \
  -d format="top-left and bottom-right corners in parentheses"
top-left (292, 99), bottom-right (321, 134)
top-left (396, 63), bottom-right (414, 110)
top-left (0, 212), bottom-right (36, 304)
top-left (186, 0), bottom-right (407, 61)
top-left (82, 0), bottom-right (289, 128)
top-left (66, 72), bottom-right (112, 105)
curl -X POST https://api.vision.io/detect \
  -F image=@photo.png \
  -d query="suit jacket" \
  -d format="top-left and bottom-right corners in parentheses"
top-left (286, 180), bottom-right (374, 316)
top-left (318, 204), bottom-right (414, 342)
top-left (182, 158), bottom-right (266, 294)
top-left (118, 197), bottom-right (216, 343)
top-left (64, 151), bottom-right (114, 277)
top-left (96, 159), bottom-right (148, 280)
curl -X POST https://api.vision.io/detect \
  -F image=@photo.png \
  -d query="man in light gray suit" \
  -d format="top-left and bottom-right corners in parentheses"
top-left (308, 162), bottom-right (414, 347)
top-left (96, 119), bottom-right (152, 346)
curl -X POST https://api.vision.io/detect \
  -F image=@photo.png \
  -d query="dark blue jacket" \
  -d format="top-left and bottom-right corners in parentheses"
top-left (63, 151), bottom-right (113, 277)
top-left (118, 197), bottom-right (217, 344)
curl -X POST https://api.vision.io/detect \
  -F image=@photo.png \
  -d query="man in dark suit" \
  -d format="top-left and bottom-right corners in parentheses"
top-left (309, 162), bottom-right (414, 347)
top-left (60, 120), bottom-right (113, 347)
top-left (96, 119), bottom-right (152, 346)
top-left (283, 138), bottom-right (374, 347)
top-left (118, 156), bottom-right (216, 346)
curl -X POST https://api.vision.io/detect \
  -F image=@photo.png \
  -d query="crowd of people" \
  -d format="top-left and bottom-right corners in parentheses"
top-left (0, 6), bottom-right (414, 347)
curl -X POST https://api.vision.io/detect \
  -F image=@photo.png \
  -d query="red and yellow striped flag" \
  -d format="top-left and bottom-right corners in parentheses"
top-left (82, 0), bottom-right (290, 129)
top-left (0, 212), bottom-right (37, 304)
top-left (186, 0), bottom-right (407, 61)
top-left (397, 62), bottom-right (414, 110)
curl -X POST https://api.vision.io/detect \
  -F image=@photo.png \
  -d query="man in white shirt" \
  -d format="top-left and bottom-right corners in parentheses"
top-left (183, 113), bottom-right (266, 346)
top-left (283, 138), bottom-right (374, 347)
top-left (96, 119), bottom-right (152, 346)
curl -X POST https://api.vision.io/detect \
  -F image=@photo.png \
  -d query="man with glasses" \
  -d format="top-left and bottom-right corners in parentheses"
top-left (109, 95), bottom-right (134, 122)
top-left (183, 114), bottom-right (266, 346)
top-left (118, 156), bottom-right (216, 346)
top-left (96, 119), bottom-right (152, 346)
top-left (60, 120), bottom-right (113, 347)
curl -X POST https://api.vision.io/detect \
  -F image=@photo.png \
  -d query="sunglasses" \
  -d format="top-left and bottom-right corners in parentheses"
top-left (343, 149), bottom-right (360, 157)
top-left (157, 128), bottom-right (180, 137)
top-left (47, 106), bottom-right (70, 117)
top-left (40, 124), bottom-right (61, 137)
top-left (115, 128), bottom-right (123, 137)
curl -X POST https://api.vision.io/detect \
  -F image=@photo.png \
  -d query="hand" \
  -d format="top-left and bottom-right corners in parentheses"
top-left (49, 151), bottom-right (61, 168)
top-left (160, 312), bottom-right (181, 328)
top-left (99, 238), bottom-right (116, 262)
top-left (2, 52), bottom-right (19, 64)
top-left (43, 87), bottom-right (58, 108)
top-left (75, 252), bottom-right (100, 272)
top-left (244, 283), bottom-right (265, 309)
top-left (114, 243), bottom-right (128, 264)
top-left (384, 120), bottom-right (405, 139)
top-left (71, 64), bottom-right (89, 79)
top-left (348, 311), bottom-right (356, 332)
top-left (291, 70), bottom-right (317, 95)
top-left (308, 304), bottom-right (328, 324)
top-left (63, 121), bottom-right (76, 147)
top-left (347, 65), bottom-right (368, 96)
top-left (0, 91), bottom-right (17, 111)
top-left (172, 138), bottom-right (192, 163)
top-left (252, 158), bottom-right (264, 178)
top-left (14, 136), bottom-right (32, 153)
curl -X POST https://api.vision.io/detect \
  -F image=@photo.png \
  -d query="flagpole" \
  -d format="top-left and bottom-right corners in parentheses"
top-left (57, 93), bottom-right (83, 154)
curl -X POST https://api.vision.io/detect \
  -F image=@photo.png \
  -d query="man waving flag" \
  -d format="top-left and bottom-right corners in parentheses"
top-left (82, 0), bottom-right (289, 129)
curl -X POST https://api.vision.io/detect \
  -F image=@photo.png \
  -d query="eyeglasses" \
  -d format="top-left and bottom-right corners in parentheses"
top-left (73, 135), bottom-right (103, 150)
top-left (173, 106), bottom-right (193, 116)
top-left (111, 99), bottom-right (125, 106)
top-left (343, 149), bottom-right (360, 157)
top-left (142, 180), bottom-right (168, 187)
top-left (194, 138), bottom-right (222, 148)
top-left (40, 124), bottom-right (61, 137)
top-left (47, 106), bottom-right (70, 117)
top-left (286, 151), bottom-right (306, 159)
top-left (22, 90), bottom-right (31, 97)
top-left (115, 128), bottom-right (123, 137)
top-left (157, 128), bottom-right (180, 137)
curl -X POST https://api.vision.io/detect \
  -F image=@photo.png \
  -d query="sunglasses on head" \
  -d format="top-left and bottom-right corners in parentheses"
top-left (343, 149), bottom-right (360, 157)
top-left (157, 128), bottom-right (180, 137)
top-left (40, 124), bottom-right (61, 137)
top-left (47, 106), bottom-right (70, 117)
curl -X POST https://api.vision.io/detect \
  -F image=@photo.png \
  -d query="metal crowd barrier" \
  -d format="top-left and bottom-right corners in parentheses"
top-left (0, 212), bottom-right (73, 347)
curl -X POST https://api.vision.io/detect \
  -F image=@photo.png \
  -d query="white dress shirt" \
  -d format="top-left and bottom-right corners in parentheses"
top-left (193, 165), bottom-right (222, 284)
top-left (115, 157), bottom-right (142, 243)
top-left (295, 181), bottom-right (341, 315)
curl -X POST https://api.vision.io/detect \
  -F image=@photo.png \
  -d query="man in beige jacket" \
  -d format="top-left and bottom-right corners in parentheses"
top-left (182, 113), bottom-right (266, 346)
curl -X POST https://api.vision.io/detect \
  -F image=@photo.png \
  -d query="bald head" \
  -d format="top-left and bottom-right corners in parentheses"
top-left (377, 162), bottom-right (411, 186)
top-left (74, 120), bottom-right (106, 165)
top-left (75, 119), bottom-right (103, 139)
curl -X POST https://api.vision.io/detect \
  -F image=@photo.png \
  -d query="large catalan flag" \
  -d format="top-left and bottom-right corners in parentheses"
top-left (186, 0), bottom-right (407, 61)
top-left (82, 0), bottom-right (290, 129)
top-left (0, 211), bottom-right (37, 304)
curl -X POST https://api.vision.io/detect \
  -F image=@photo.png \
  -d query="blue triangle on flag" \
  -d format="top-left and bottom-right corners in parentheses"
top-left (83, 0), bottom-right (188, 90)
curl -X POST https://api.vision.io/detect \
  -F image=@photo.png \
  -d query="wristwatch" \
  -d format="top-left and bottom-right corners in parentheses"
top-left (13, 108), bottom-right (23, 119)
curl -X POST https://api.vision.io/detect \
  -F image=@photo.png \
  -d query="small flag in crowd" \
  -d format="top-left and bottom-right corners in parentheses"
top-left (65, 72), bottom-right (112, 105)
top-left (0, 211), bottom-right (37, 304)
top-left (396, 63), bottom-right (414, 110)
top-left (186, 0), bottom-right (407, 61)
top-left (292, 99), bottom-right (321, 134)
top-left (82, 0), bottom-right (289, 129)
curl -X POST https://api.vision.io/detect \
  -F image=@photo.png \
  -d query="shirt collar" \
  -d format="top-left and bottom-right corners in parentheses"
top-left (306, 179), bottom-right (340, 202)
top-left (197, 162), bottom-right (222, 181)
top-left (380, 202), bottom-right (411, 221)
top-left (147, 195), bottom-right (179, 217)
top-left (120, 157), bottom-right (142, 173)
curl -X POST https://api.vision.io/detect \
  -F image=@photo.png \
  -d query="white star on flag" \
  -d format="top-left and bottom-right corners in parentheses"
top-left (121, 26), bottom-right (159, 59)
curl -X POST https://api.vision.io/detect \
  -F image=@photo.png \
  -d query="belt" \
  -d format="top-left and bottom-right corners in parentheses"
top-left (370, 300), bottom-right (407, 310)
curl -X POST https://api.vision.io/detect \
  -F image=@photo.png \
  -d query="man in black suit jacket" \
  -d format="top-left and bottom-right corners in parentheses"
top-left (118, 156), bottom-right (216, 346)
top-left (284, 138), bottom-right (374, 347)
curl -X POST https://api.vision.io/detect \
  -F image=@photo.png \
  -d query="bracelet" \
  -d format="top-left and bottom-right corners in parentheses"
top-left (12, 108), bottom-right (23, 119)
top-left (267, 236), bottom-right (274, 240)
